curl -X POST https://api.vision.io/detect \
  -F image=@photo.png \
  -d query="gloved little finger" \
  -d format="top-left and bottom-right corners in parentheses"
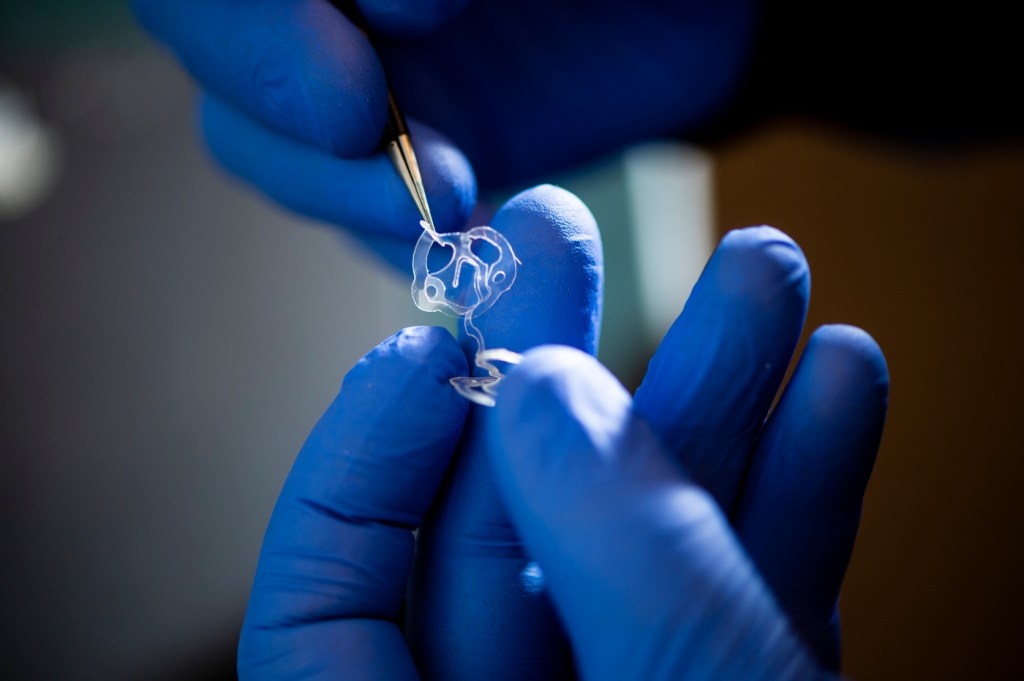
top-left (202, 93), bottom-right (477, 256)
top-left (491, 347), bottom-right (824, 681)
top-left (237, 326), bottom-right (468, 679)
top-left (733, 325), bottom-right (889, 670)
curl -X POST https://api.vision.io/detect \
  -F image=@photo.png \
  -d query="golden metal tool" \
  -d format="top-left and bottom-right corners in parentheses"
top-left (333, 0), bottom-right (437, 236)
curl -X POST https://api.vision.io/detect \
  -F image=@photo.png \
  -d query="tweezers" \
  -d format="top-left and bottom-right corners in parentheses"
top-left (332, 0), bottom-right (437, 235)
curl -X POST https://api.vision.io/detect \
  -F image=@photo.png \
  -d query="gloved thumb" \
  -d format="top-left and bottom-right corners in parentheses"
top-left (490, 346), bottom-right (829, 681)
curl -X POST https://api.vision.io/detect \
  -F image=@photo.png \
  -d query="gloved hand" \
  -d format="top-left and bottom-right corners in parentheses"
top-left (132, 0), bottom-right (757, 263)
top-left (238, 184), bottom-right (604, 680)
top-left (237, 186), bottom-right (888, 679)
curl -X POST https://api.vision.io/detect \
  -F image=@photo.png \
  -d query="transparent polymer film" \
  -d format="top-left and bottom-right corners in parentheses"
top-left (411, 221), bottom-right (523, 406)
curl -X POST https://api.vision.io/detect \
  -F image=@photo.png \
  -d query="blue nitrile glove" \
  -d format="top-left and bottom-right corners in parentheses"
top-left (238, 183), bottom-right (604, 680)
top-left (132, 0), bottom-right (756, 261)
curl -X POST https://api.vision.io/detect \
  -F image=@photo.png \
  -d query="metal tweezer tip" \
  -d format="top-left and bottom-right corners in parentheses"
top-left (387, 133), bottom-right (437, 236)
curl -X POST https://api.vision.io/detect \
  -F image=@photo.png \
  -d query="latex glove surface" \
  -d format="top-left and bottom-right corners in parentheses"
top-left (132, 0), bottom-right (756, 262)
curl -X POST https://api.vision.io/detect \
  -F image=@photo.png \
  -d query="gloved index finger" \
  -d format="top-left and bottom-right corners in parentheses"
top-left (133, 0), bottom-right (387, 158)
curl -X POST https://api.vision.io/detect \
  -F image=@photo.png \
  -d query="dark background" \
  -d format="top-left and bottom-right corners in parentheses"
top-left (2, 3), bottom-right (1022, 679)
top-left (715, 125), bottom-right (1024, 679)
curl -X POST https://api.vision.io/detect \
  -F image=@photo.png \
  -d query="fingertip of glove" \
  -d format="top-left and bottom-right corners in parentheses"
top-left (761, 324), bottom-right (889, 505)
top-left (499, 184), bottom-right (601, 247)
top-left (481, 185), bottom-right (604, 355)
top-left (714, 226), bottom-right (810, 306)
top-left (804, 324), bottom-right (890, 408)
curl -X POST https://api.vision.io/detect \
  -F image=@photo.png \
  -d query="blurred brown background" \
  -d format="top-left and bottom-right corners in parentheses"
top-left (714, 124), bottom-right (1024, 679)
